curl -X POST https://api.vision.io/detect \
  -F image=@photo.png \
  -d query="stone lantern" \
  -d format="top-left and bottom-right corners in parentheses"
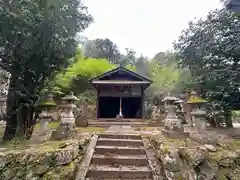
top-left (175, 98), bottom-right (187, 125)
top-left (51, 92), bottom-right (79, 140)
top-left (187, 91), bottom-right (208, 133)
top-left (35, 94), bottom-right (56, 135)
top-left (162, 93), bottom-right (181, 131)
top-left (60, 92), bottom-right (78, 124)
top-left (161, 93), bottom-right (189, 138)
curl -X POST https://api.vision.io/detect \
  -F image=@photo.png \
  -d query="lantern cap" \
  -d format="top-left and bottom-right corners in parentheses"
top-left (187, 91), bottom-right (207, 104)
top-left (175, 98), bottom-right (184, 104)
top-left (35, 94), bottom-right (56, 108)
top-left (162, 93), bottom-right (178, 102)
top-left (62, 91), bottom-right (79, 101)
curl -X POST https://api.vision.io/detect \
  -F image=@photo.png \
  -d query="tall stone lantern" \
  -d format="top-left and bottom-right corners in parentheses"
top-left (162, 93), bottom-right (181, 130)
top-left (161, 93), bottom-right (189, 138)
top-left (52, 92), bottom-right (79, 140)
top-left (175, 98), bottom-right (187, 125)
top-left (35, 94), bottom-right (56, 135)
top-left (187, 91), bottom-right (208, 133)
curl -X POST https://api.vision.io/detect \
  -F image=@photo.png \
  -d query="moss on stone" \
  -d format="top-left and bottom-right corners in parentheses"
top-left (35, 121), bottom-right (60, 130)
top-left (187, 96), bottom-right (207, 104)
top-left (76, 127), bottom-right (105, 133)
top-left (0, 136), bottom-right (89, 180)
top-left (227, 139), bottom-right (240, 151)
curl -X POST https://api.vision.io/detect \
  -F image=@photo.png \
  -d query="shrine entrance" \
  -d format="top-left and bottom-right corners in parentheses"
top-left (90, 66), bottom-right (152, 119)
top-left (122, 97), bottom-right (142, 118)
top-left (98, 97), bottom-right (120, 118)
top-left (98, 96), bottom-right (142, 119)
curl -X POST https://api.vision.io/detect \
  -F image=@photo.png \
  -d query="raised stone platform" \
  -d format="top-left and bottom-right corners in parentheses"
top-left (88, 119), bottom-right (149, 127)
top-left (161, 129), bottom-right (190, 139)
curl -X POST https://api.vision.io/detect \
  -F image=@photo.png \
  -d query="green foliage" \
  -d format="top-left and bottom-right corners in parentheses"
top-left (49, 52), bottom-right (137, 97)
top-left (0, 0), bottom-right (93, 140)
top-left (147, 58), bottom-right (188, 99)
top-left (83, 38), bottom-right (121, 64)
top-left (175, 8), bottom-right (240, 111)
top-left (50, 49), bottom-right (187, 101)
top-left (174, 8), bottom-right (240, 127)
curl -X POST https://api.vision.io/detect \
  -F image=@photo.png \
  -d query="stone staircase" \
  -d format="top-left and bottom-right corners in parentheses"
top-left (88, 118), bottom-right (149, 127)
top-left (85, 127), bottom-right (153, 179)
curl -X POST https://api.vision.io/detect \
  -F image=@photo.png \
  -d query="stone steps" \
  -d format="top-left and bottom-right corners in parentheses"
top-left (85, 129), bottom-right (153, 179)
top-left (86, 165), bottom-right (152, 179)
top-left (91, 154), bottom-right (148, 166)
top-left (99, 133), bottom-right (142, 140)
top-left (94, 145), bottom-right (146, 155)
top-left (97, 138), bottom-right (143, 146)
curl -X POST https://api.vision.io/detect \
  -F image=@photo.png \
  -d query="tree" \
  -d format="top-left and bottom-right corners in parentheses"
top-left (50, 50), bottom-right (136, 97)
top-left (83, 38), bottom-right (121, 63)
top-left (174, 8), bottom-right (240, 127)
top-left (153, 51), bottom-right (177, 66)
top-left (118, 48), bottom-right (137, 66)
top-left (0, 69), bottom-right (9, 96)
top-left (135, 55), bottom-right (150, 78)
top-left (0, 0), bottom-right (93, 140)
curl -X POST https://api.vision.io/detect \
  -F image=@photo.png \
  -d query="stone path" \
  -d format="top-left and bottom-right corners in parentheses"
top-left (79, 125), bottom-right (162, 180)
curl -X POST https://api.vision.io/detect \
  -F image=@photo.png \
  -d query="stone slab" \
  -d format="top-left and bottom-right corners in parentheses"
top-left (94, 145), bottom-right (146, 155)
top-left (142, 137), bottom-right (164, 180)
top-left (76, 135), bottom-right (99, 180)
top-left (97, 138), bottom-right (143, 146)
top-left (86, 165), bottom-right (153, 179)
top-left (91, 154), bottom-right (148, 166)
top-left (99, 133), bottom-right (141, 140)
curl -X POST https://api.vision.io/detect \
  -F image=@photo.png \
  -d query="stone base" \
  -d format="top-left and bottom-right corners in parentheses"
top-left (75, 115), bottom-right (88, 127)
top-left (189, 133), bottom-right (218, 145)
top-left (148, 120), bottom-right (164, 127)
top-left (51, 123), bottom-right (76, 140)
top-left (161, 129), bottom-right (189, 139)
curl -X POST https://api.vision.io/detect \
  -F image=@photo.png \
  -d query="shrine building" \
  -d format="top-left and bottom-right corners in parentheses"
top-left (90, 66), bottom-right (152, 119)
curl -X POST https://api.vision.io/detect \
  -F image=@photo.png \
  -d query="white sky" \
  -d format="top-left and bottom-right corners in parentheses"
top-left (82, 0), bottom-right (222, 58)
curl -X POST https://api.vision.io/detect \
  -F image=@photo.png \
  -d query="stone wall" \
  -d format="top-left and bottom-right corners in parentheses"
top-left (0, 138), bottom-right (90, 180)
top-left (149, 134), bottom-right (240, 180)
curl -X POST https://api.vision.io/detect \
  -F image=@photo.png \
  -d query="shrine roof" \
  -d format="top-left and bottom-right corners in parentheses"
top-left (90, 66), bottom-right (152, 83)
top-left (91, 80), bottom-right (150, 85)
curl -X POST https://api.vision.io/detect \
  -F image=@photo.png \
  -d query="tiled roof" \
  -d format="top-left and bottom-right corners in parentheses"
top-left (91, 80), bottom-right (150, 85)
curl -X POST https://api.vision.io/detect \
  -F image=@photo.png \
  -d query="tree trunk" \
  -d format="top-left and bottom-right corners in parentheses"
top-left (224, 111), bottom-right (233, 128)
top-left (14, 104), bottom-right (29, 137)
top-left (2, 75), bottom-right (20, 141)
top-left (25, 107), bottom-right (34, 139)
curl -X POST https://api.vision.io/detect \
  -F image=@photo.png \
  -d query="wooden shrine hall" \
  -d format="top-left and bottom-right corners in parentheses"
top-left (90, 66), bottom-right (152, 119)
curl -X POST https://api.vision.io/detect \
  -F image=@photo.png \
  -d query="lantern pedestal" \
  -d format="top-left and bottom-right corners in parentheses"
top-left (51, 123), bottom-right (76, 140)
top-left (187, 91), bottom-right (208, 134)
top-left (191, 111), bottom-right (207, 134)
top-left (39, 115), bottom-right (51, 135)
top-left (75, 106), bottom-right (88, 127)
top-left (35, 94), bottom-right (56, 136)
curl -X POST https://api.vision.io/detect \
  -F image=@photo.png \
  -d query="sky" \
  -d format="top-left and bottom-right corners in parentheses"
top-left (82, 0), bottom-right (223, 58)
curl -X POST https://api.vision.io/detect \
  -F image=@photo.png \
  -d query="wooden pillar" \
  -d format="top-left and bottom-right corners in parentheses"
top-left (141, 86), bottom-right (144, 119)
top-left (119, 97), bottom-right (123, 117)
top-left (96, 87), bottom-right (99, 119)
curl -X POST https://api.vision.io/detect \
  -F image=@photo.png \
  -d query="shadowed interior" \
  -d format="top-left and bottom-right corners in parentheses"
top-left (122, 97), bottom-right (142, 119)
top-left (98, 97), bottom-right (142, 118)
